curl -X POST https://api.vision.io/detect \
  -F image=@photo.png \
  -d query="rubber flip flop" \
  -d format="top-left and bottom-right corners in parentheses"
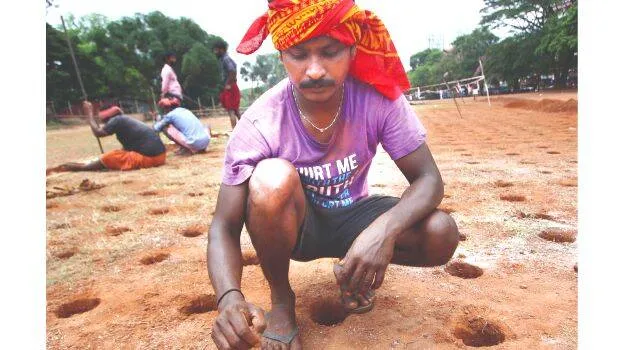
top-left (262, 312), bottom-right (300, 346)
top-left (341, 290), bottom-right (375, 314)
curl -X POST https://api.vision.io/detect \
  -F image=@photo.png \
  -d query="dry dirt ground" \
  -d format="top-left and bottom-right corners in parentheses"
top-left (46, 91), bottom-right (577, 349)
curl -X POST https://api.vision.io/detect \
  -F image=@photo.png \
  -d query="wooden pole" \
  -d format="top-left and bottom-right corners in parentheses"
top-left (480, 59), bottom-right (491, 107)
top-left (61, 15), bottom-right (104, 153)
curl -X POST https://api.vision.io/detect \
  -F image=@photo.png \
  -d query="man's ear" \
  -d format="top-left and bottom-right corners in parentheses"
top-left (349, 45), bottom-right (356, 61)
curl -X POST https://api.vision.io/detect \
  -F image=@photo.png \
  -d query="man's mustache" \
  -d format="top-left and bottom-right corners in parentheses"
top-left (299, 78), bottom-right (336, 89)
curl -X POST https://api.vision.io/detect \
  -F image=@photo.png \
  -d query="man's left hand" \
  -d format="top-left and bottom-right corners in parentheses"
top-left (334, 217), bottom-right (395, 294)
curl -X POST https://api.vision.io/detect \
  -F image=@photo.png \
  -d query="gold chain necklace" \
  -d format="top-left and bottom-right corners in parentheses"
top-left (293, 85), bottom-right (344, 133)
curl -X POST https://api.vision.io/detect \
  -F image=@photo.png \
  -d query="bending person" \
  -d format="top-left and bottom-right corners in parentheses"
top-left (207, 1), bottom-right (459, 349)
top-left (47, 101), bottom-right (166, 174)
top-left (153, 97), bottom-right (211, 155)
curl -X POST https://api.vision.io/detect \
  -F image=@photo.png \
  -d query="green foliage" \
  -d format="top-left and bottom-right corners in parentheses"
top-left (407, 28), bottom-right (498, 87)
top-left (240, 52), bottom-right (287, 105)
top-left (480, 0), bottom-right (577, 87)
top-left (46, 12), bottom-right (226, 108)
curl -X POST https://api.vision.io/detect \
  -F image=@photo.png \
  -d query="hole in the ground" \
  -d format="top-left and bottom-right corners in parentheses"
top-left (241, 250), bottom-right (260, 266)
top-left (538, 228), bottom-right (576, 243)
top-left (140, 252), bottom-right (170, 265)
top-left (180, 224), bottom-right (206, 237)
top-left (539, 170), bottom-right (553, 174)
top-left (453, 316), bottom-right (507, 347)
top-left (500, 194), bottom-right (526, 202)
top-left (505, 152), bottom-right (520, 156)
top-left (574, 263), bottom-right (578, 273)
top-left (105, 226), bottom-right (131, 236)
top-left (187, 192), bottom-right (205, 197)
top-left (466, 161), bottom-right (480, 165)
top-left (54, 248), bottom-right (77, 260)
top-left (46, 202), bottom-right (59, 209)
top-left (55, 298), bottom-right (101, 318)
top-left (139, 190), bottom-right (159, 196)
top-left (461, 153), bottom-right (472, 157)
top-left (439, 206), bottom-right (456, 214)
top-left (493, 180), bottom-right (513, 188)
top-left (519, 160), bottom-right (536, 165)
top-left (101, 205), bottom-right (121, 212)
top-left (309, 298), bottom-right (348, 326)
top-left (50, 223), bottom-right (71, 230)
top-left (547, 151), bottom-right (561, 155)
top-left (445, 260), bottom-right (483, 279)
top-left (558, 179), bottom-right (577, 187)
top-left (149, 207), bottom-right (170, 215)
top-left (179, 294), bottom-right (217, 315)
top-left (458, 232), bottom-right (467, 241)
top-left (122, 180), bottom-right (134, 184)
top-left (537, 145), bottom-right (549, 149)
top-left (516, 211), bottom-right (554, 221)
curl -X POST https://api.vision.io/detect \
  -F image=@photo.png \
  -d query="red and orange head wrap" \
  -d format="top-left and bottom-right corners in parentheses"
top-left (237, 0), bottom-right (410, 100)
top-left (98, 106), bottom-right (123, 121)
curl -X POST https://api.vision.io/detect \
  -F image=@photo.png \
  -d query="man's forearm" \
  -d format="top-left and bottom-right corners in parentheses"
top-left (382, 175), bottom-right (444, 239)
top-left (207, 225), bottom-right (245, 309)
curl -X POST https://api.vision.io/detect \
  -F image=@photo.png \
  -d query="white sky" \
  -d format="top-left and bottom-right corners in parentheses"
top-left (46, 0), bottom-right (505, 89)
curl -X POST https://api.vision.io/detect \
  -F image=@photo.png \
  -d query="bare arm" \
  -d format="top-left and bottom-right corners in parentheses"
top-left (207, 183), bottom-right (248, 309)
top-left (382, 142), bottom-right (444, 239)
top-left (335, 143), bottom-right (444, 291)
top-left (225, 70), bottom-right (237, 88)
top-left (82, 101), bottom-right (110, 138)
top-left (208, 183), bottom-right (267, 349)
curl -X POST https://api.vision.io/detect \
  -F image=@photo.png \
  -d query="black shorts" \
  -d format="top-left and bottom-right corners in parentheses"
top-left (291, 195), bottom-right (399, 262)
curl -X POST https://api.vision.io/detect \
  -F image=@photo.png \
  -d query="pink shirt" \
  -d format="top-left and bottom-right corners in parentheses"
top-left (161, 64), bottom-right (182, 98)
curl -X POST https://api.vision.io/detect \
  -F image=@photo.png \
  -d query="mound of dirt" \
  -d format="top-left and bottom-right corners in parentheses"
top-left (139, 252), bottom-right (170, 265)
top-left (538, 228), bottom-right (576, 243)
top-left (105, 226), bottom-right (131, 236)
top-left (503, 98), bottom-right (577, 113)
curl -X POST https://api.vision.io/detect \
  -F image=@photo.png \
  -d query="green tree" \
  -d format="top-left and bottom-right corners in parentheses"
top-left (46, 12), bottom-right (226, 108)
top-left (480, 0), bottom-right (577, 87)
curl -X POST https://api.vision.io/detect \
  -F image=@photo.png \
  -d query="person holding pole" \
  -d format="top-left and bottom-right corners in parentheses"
top-left (46, 102), bottom-right (166, 175)
top-left (212, 39), bottom-right (241, 129)
top-left (207, 1), bottom-right (459, 348)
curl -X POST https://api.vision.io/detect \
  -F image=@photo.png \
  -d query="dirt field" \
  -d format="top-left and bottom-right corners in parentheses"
top-left (46, 91), bottom-right (577, 349)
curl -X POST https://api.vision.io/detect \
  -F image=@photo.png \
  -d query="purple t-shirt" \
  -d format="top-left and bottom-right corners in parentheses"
top-left (222, 77), bottom-right (427, 209)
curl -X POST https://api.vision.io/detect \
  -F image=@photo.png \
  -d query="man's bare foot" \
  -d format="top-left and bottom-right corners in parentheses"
top-left (261, 293), bottom-right (302, 350)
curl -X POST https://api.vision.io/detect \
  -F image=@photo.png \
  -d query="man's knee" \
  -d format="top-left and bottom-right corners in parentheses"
top-left (248, 159), bottom-right (301, 211)
top-left (423, 210), bottom-right (460, 264)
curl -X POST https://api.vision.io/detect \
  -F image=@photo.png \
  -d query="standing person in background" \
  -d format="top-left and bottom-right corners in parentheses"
top-left (160, 52), bottom-right (183, 105)
top-left (213, 40), bottom-right (241, 129)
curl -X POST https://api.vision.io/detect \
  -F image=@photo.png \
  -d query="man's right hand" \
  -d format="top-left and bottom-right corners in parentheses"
top-left (212, 299), bottom-right (267, 350)
top-left (82, 101), bottom-right (93, 116)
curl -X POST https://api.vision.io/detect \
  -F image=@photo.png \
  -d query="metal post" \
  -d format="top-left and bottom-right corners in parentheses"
top-left (67, 101), bottom-right (73, 115)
